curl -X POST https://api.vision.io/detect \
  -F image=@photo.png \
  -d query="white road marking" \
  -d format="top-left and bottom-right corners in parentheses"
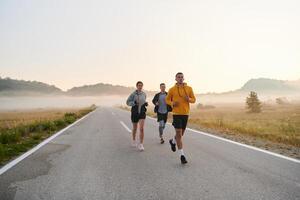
top-left (0, 109), bottom-right (97, 176)
top-left (146, 115), bottom-right (300, 164)
top-left (187, 128), bottom-right (300, 163)
top-left (120, 121), bottom-right (131, 133)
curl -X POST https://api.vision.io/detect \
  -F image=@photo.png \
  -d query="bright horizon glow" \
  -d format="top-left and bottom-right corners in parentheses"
top-left (0, 0), bottom-right (299, 93)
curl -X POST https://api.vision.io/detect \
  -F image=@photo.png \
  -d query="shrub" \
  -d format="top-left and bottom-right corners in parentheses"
top-left (0, 130), bottom-right (21, 144)
top-left (0, 144), bottom-right (4, 158)
top-left (64, 112), bottom-right (77, 118)
top-left (17, 125), bottom-right (31, 137)
top-left (54, 119), bottom-right (66, 127)
top-left (246, 91), bottom-right (262, 113)
top-left (64, 113), bottom-right (76, 124)
top-left (31, 133), bottom-right (42, 140)
top-left (0, 133), bottom-right (9, 144)
top-left (39, 121), bottom-right (56, 132)
top-left (28, 122), bottom-right (42, 132)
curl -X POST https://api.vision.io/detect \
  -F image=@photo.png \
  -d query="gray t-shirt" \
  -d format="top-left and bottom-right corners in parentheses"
top-left (158, 92), bottom-right (167, 114)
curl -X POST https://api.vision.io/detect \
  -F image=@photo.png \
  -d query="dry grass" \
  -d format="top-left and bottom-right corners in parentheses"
top-left (0, 108), bottom-right (89, 129)
top-left (189, 103), bottom-right (300, 147)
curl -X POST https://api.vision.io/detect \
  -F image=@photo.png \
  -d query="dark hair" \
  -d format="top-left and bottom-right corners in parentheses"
top-left (176, 72), bottom-right (183, 77)
top-left (136, 81), bottom-right (143, 86)
top-left (160, 83), bottom-right (165, 86)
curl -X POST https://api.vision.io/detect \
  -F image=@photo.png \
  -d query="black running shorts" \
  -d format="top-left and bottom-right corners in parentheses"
top-left (172, 115), bottom-right (189, 130)
top-left (131, 112), bottom-right (146, 123)
top-left (157, 112), bottom-right (168, 123)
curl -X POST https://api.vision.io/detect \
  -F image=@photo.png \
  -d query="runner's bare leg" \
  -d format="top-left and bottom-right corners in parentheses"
top-left (139, 119), bottom-right (145, 144)
top-left (132, 123), bottom-right (138, 141)
top-left (175, 128), bottom-right (183, 149)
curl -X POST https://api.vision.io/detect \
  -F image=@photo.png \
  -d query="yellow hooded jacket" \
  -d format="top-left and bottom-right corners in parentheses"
top-left (165, 83), bottom-right (196, 115)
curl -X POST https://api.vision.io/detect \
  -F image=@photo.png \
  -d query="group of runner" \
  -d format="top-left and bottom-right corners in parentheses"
top-left (126, 72), bottom-right (196, 164)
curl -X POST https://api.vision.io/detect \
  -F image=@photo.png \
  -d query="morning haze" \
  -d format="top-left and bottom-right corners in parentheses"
top-left (1, 0), bottom-right (300, 94)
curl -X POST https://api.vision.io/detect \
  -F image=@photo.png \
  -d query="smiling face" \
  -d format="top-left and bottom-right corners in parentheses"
top-left (175, 73), bottom-right (184, 84)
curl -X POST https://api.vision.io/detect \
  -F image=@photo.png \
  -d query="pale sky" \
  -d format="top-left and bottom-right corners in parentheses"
top-left (0, 0), bottom-right (299, 93)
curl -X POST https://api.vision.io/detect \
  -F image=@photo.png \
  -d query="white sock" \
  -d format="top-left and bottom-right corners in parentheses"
top-left (178, 149), bottom-right (184, 156)
top-left (172, 138), bottom-right (176, 144)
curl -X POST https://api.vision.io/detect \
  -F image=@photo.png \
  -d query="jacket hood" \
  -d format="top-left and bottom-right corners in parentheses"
top-left (175, 82), bottom-right (188, 87)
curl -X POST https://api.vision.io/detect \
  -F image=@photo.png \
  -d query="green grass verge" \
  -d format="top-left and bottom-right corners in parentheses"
top-left (0, 105), bottom-right (96, 166)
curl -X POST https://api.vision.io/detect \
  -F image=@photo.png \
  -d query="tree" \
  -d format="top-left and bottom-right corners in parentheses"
top-left (276, 97), bottom-right (289, 105)
top-left (246, 91), bottom-right (261, 113)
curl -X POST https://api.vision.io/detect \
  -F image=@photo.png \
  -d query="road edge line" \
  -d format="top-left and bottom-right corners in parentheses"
top-left (0, 109), bottom-right (97, 176)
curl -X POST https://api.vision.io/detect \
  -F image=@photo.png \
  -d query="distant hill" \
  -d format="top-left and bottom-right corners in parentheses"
top-left (239, 78), bottom-right (300, 93)
top-left (0, 77), bottom-right (155, 96)
top-left (67, 83), bottom-right (156, 96)
top-left (198, 78), bottom-right (300, 104)
top-left (0, 77), bottom-right (63, 96)
top-left (0, 77), bottom-right (299, 100)
top-left (66, 83), bottom-right (137, 96)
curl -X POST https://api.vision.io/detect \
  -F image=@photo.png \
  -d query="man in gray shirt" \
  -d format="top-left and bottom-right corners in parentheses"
top-left (152, 83), bottom-right (172, 144)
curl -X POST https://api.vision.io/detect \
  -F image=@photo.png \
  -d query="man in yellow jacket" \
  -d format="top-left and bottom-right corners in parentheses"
top-left (165, 72), bottom-right (196, 164)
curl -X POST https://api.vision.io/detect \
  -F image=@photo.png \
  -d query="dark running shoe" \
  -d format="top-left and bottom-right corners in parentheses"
top-left (180, 155), bottom-right (188, 164)
top-left (169, 139), bottom-right (176, 152)
top-left (160, 138), bottom-right (165, 144)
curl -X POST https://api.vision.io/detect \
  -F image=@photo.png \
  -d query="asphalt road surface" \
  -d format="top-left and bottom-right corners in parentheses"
top-left (0, 107), bottom-right (299, 200)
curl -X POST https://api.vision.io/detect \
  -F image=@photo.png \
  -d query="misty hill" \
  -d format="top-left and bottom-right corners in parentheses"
top-left (0, 77), bottom-right (63, 96)
top-left (0, 77), bottom-right (299, 100)
top-left (67, 83), bottom-right (156, 96)
top-left (66, 83), bottom-right (137, 96)
top-left (198, 78), bottom-right (300, 104)
top-left (0, 77), bottom-right (155, 96)
top-left (239, 78), bottom-right (300, 93)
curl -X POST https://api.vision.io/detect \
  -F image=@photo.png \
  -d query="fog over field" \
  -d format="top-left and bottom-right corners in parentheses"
top-left (0, 95), bottom-right (127, 111)
top-left (1, 92), bottom-right (300, 111)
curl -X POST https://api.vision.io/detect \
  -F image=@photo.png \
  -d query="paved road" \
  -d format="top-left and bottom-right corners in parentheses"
top-left (0, 107), bottom-right (299, 200)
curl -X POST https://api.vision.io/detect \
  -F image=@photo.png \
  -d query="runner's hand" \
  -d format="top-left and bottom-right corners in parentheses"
top-left (144, 102), bottom-right (149, 107)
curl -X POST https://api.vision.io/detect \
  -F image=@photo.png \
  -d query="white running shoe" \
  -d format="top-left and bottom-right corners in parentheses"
top-left (138, 144), bottom-right (145, 151)
top-left (131, 140), bottom-right (137, 147)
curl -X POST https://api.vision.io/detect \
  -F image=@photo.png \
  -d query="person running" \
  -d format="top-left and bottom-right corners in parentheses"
top-left (126, 81), bottom-right (148, 151)
top-left (152, 83), bottom-right (172, 144)
top-left (165, 72), bottom-right (196, 164)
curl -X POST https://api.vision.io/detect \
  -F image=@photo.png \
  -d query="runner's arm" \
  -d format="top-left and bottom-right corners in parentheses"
top-left (152, 94), bottom-right (158, 105)
top-left (189, 88), bottom-right (196, 103)
top-left (126, 93), bottom-right (135, 106)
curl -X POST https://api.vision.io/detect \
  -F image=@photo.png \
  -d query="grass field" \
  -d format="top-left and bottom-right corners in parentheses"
top-left (189, 103), bottom-right (300, 147)
top-left (0, 105), bottom-right (96, 165)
